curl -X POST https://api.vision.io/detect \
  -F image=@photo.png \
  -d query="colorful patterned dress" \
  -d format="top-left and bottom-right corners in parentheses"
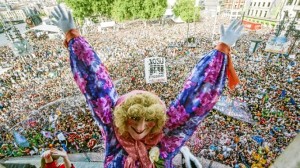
top-left (68, 36), bottom-right (228, 167)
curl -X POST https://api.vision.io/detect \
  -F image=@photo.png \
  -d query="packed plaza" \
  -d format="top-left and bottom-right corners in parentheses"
top-left (0, 14), bottom-right (299, 167)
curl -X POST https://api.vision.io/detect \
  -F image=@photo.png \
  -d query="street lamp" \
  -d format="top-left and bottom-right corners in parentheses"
top-left (186, 0), bottom-right (200, 47)
top-left (243, 38), bottom-right (262, 104)
top-left (248, 39), bottom-right (262, 56)
top-left (285, 11), bottom-right (300, 55)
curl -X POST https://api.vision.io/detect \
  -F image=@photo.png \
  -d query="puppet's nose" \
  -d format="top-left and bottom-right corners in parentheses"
top-left (135, 118), bottom-right (146, 133)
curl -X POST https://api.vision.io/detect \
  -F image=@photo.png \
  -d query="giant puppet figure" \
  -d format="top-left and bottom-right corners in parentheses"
top-left (51, 5), bottom-right (243, 168)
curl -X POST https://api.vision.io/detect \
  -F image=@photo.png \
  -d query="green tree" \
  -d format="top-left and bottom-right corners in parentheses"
top-left (111, 0), bottom-right (142, 21)
top-left (112, 0), bottom-right (167, 21)
top-left (111, 0), bottom-right (128, 21)
top-left (62, 0), bottom-right (114, 20)
top-left (141, 0), bottom-right (167, 20)
top-left (61, 0), bottom-right (167, 22)
top-left (173, 0), bottom-right (200, 23)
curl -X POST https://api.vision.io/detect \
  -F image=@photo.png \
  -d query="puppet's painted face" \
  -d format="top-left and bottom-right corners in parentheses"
top-left (126, 116), bottom-right (156, 140)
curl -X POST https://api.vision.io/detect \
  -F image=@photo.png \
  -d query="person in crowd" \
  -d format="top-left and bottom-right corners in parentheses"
top-left (41, 148), bottom-right (74, 168)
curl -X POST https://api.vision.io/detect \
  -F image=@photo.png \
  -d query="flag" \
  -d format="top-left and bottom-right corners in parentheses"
top-left (289, 97), bottom-right (296, 105)
top-left (279, 90), bottom-right (286, 99)
top-left (213, 96), bottom-right (254, 124)
top-left (41, 131), bottom-right (53, 139)
top-left (252, 135), bottom-right (264, 145)
top-left (13, 131), bottom-right (29, 147)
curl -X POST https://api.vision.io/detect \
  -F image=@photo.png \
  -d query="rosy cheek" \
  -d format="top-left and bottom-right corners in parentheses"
top-left (127, 119), bottom-right (136, 126)
top-left (147, 122), bottom-right (156, 127)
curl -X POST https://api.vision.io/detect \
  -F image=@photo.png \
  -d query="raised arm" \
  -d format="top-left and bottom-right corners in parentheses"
top-left (159, 20), bottom-right (243, 162)
top-left (51, 5), bottom-right (118, 132)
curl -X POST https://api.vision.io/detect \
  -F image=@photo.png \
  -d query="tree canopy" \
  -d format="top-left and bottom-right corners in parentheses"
top-left (140, 0), bottom-right (167, 20)
top-left (111, 0), bottom-right (167, 21)
top-left (173, 0), bottom-right (200, 23)
top-left (62, 0), bottom-right (114, 20)
top-left (60, 0), bottom-right (167, 22)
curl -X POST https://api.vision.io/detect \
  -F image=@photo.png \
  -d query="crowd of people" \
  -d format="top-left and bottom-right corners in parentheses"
top-left (0, 102), bottom-right (103, 158)
top-left (0, 14), bottom-right (299, 167)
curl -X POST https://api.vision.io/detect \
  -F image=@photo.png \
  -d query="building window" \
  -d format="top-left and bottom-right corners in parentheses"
top-left (263, 2), bottom-right (265, 7)
top-left (264, 11), bottom-right (268, 17)
top-left (248, 9), bottom-right (250, 15)
top-left (260, 10), bottom-right (263, 17)
top-left (254, 2), bottom-right (256, 6)
top-left (251, 10), bottom-right (254, 16)
top-left (268, 2), bottom-right (271, 7)
top-left (256, 10), bottom-right (258, 16)
top-left (250, 2), bottom-right (252, 6)
top-left (258, 2), bottom-right (261, 7)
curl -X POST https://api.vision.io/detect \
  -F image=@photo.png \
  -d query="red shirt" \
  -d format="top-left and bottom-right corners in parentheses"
top-left (45, 162), bottom-right (75, 168)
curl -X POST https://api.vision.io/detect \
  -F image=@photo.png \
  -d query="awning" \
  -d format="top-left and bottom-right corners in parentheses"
top-left (242, 20), bottom-right (262, 30)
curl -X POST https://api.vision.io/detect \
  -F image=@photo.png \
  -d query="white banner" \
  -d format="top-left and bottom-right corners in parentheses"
top-left (265, 35), bottom-right (291, 54)
top-left (144, 57), bottom-right (167, 84)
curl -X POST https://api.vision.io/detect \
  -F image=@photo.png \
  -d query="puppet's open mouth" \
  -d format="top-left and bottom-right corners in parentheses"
top-left (131, 127), bottom-right (145, 134)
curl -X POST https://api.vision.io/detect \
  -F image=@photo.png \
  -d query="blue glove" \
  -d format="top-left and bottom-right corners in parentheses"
top-left (180, 146), bottom-right (202, 168)
top-left (51, 4), bottom-right (75, 33)
top-left (219, 19), bottom-right (243, 47)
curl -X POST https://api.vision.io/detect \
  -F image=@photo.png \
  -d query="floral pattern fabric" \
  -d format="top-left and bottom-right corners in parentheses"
top-left (68, 37), bottom-right (228, 168)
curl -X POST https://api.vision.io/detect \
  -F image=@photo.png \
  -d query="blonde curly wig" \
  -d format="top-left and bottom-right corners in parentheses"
top-left (113, 91), bottom-right (167, 135)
